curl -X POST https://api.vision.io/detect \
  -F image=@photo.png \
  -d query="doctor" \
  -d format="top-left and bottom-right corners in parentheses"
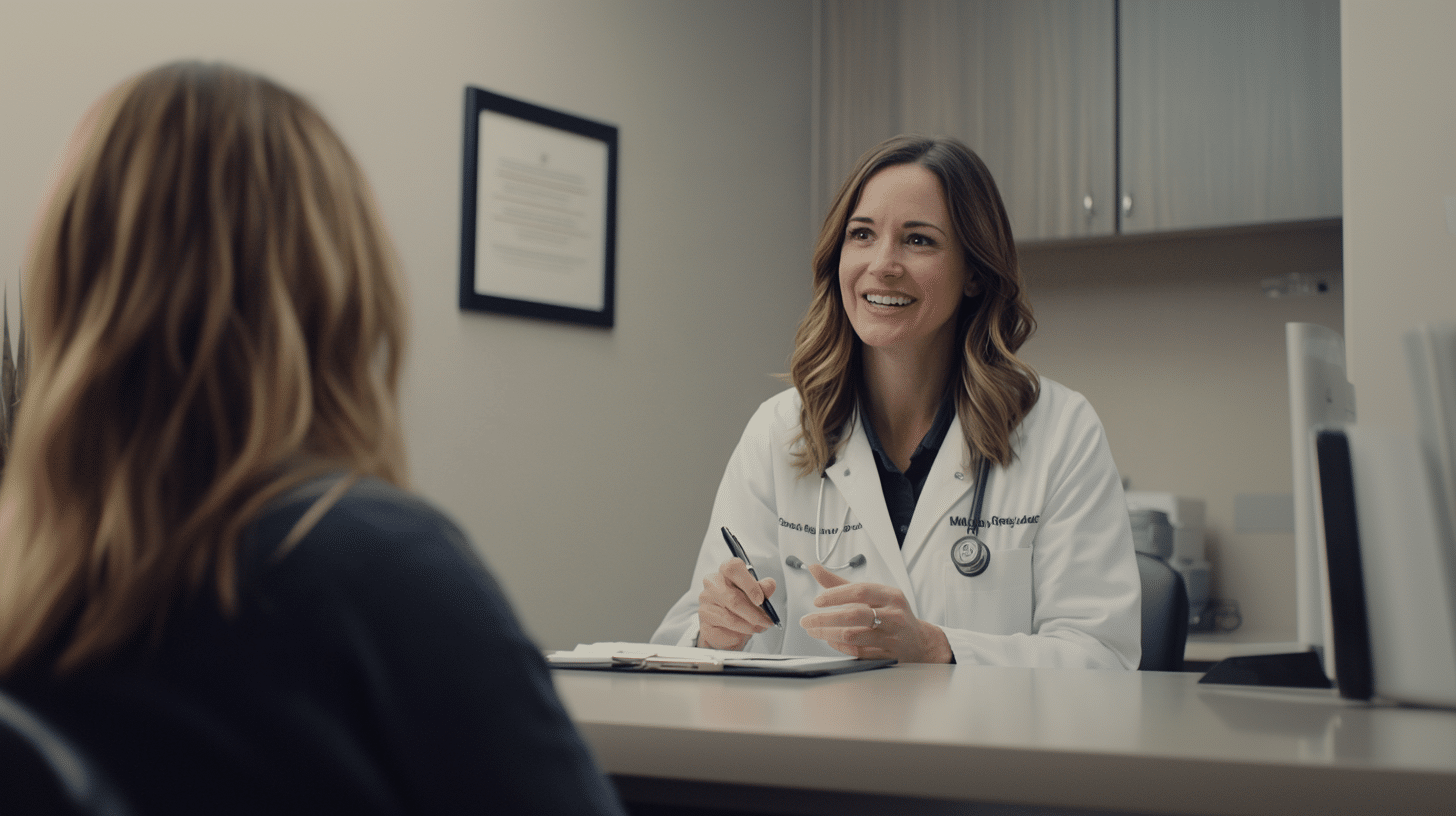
top-left (652, 135), bottom-right (1140, 667)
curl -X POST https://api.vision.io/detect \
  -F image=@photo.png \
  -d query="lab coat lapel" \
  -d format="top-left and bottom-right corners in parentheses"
top-left (825, 414), bottom-right (919, 616)
top-left (901, 411), bottom-right (975, 571)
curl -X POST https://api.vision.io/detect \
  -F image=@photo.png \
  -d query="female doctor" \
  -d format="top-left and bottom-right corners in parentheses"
top-left (651, 135), bottom-right (1141, 667)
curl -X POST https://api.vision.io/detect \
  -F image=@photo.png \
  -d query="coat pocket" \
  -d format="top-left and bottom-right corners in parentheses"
top-left (940, 546), bottom-right (1033, 635)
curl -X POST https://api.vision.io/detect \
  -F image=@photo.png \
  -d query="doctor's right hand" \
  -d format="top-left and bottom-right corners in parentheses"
top-left (697, 558), bottom-right (777, 651)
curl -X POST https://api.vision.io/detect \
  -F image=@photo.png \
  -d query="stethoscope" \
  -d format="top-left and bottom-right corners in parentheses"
top-left (950, 457), bottom-right (993, 577)
top-left (784, 457), bottom-right (993, 576)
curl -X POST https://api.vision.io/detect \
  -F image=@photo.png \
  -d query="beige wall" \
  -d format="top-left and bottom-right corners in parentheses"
top-left (1021, 223), bottom-right (1344, 642)
top-left (1342, 0), bottom-right (1456, 433)
top-left (0, 0), bottom-right (814, 650)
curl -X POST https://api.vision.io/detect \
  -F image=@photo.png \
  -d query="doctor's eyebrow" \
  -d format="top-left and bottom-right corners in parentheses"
top-left (847, 216), bottom-right (948, 235)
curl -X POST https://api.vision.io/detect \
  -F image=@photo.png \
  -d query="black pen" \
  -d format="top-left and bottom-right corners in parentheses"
top-left (720, 526), bottom-right (782, 628)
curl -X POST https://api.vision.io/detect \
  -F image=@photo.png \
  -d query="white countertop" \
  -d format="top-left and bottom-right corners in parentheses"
top-left (555, 663), bottom-right (1456, 815)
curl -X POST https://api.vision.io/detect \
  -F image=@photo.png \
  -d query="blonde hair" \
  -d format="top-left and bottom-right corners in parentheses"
top-left (790, 135), bottom-right (1038, 476)
top-left (0, 61), bottom-right (409, 675)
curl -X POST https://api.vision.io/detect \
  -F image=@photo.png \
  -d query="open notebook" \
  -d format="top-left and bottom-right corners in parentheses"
top-left (546, 642), bottom-right (895, 677)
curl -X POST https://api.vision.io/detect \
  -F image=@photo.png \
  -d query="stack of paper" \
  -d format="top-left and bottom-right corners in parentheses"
top-left (546, 642), bottom-right (894, 677)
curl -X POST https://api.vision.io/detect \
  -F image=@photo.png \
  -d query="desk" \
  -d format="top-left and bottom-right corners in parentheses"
top-left (554, 664), bottom-right (1456, 816)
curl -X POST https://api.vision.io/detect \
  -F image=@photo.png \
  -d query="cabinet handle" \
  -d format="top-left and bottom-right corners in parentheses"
top-left (1121, 195), bottom-right (1133, 215)
top-left (1083, 195), bottom-right (1094, 216)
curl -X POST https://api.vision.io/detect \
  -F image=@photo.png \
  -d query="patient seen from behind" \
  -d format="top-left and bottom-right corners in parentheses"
top-left (0, 61), bottom-right (624, 815)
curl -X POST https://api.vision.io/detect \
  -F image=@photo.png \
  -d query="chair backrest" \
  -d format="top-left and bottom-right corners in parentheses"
top-left (0, 689), bottom-right (132, 816)
top-left (1136, 551), bottom-right (1190, 671)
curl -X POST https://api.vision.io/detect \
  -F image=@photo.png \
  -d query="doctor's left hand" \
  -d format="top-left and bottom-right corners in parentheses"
top-left (800, 564), bottom-right (954, 664)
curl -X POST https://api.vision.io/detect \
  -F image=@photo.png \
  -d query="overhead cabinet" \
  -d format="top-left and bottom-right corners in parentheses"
top-left (814, 0), bottom-right (1341, 242)
top-left (1119, 0), bottom-right (1342, 235)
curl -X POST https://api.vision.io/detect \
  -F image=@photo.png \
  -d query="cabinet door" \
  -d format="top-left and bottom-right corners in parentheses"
top-left (1118, 0), bottom-right (1342, 234)
top-left (815, 0), bottom-right (1115, 242)
top-left (814, 0), bottom-right (903, 228)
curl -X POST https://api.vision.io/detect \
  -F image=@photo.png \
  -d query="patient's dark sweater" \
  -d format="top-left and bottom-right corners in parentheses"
top-left (3, 478), bottom-right (624, 816)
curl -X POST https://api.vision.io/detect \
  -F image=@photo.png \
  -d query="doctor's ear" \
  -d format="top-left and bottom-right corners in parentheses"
top-left (963, 276), bottom-right (981, 298)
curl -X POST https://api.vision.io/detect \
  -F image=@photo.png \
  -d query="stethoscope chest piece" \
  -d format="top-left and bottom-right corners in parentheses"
top-left (951, 534), bottom-right (990, 577)
top-left (950, 457), bottom-right (994, 577)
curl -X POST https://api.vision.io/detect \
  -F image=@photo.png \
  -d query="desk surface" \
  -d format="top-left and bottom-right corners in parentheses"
top-left (554, 663), bottom-right (1456, 816)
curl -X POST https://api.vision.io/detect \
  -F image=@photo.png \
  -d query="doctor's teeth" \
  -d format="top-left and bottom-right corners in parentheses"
top-left (866, 294), bottom-right (913, 306)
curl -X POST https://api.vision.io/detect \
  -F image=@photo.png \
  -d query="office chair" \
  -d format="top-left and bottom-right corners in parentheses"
top-left (1136, 551), bottom-right (1190, 671)
top-left (0, 688), bottom-right (133, 816)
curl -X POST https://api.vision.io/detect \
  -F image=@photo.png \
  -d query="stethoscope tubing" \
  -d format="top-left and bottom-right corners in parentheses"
top-left (811, 472), bottom-right (861, 570)
top-left (967, 457), bottom-right (991, 535)
top-left (788, 456), bottom-right (992, 574)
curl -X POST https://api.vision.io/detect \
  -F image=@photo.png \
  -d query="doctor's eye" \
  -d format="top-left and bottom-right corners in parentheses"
top-left (845, 226), bottom-right (873, 242)
top-left (906, 232), bottom-right (938, 248)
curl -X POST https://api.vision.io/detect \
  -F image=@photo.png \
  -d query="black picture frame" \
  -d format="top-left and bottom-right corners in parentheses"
top-left (459, 86), bottom-right (617, 327)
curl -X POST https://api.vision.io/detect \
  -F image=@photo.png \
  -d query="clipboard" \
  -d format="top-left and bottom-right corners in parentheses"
top-left (546, 642), bottom-right (896, 677)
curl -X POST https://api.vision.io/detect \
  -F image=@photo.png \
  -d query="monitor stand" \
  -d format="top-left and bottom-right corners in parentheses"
top-left (1198, 651), bottom-right (1333, 688)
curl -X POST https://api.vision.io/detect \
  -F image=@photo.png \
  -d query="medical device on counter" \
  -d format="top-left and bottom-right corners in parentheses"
top-left (1126, 491), bottom-right (1210, 627)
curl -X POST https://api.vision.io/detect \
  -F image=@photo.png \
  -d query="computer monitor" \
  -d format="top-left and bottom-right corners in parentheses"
top-left (1309, 428), bottom-right (1373, 699)
top-left (1299, 322), bottom-right (1456, 705)
top-left (1286, 322), bottom-right (1356, 676)
top-left (1313, 424), bottom-right (1456, 706)
top-left (1199, 324), bottom-right (1353, 689)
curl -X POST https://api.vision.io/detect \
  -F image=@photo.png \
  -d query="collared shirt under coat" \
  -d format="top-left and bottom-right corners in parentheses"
top-left (860, 393), bottom-right (956, 546)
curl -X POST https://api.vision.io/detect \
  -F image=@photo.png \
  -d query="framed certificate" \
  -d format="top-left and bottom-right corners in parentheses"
top-left (458, 87), bottom-right (618, 327)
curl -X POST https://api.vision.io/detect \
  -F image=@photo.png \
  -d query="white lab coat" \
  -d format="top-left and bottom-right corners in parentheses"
top-left (651, 378), bottom-right (1141, 668)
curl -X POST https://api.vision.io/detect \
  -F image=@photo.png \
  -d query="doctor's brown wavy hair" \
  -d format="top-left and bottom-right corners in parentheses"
top-left (0, 61), bottom-right (409, 675)
top-left (789, 135), bottom-right (1038, 477)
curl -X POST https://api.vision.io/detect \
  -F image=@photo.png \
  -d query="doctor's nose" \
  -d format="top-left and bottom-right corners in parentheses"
top-left (867, 241), bottom-right (905, 279)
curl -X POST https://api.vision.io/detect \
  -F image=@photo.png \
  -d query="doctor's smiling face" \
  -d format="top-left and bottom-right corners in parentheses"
top-left (838, 163), bottom-right (973, 361)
